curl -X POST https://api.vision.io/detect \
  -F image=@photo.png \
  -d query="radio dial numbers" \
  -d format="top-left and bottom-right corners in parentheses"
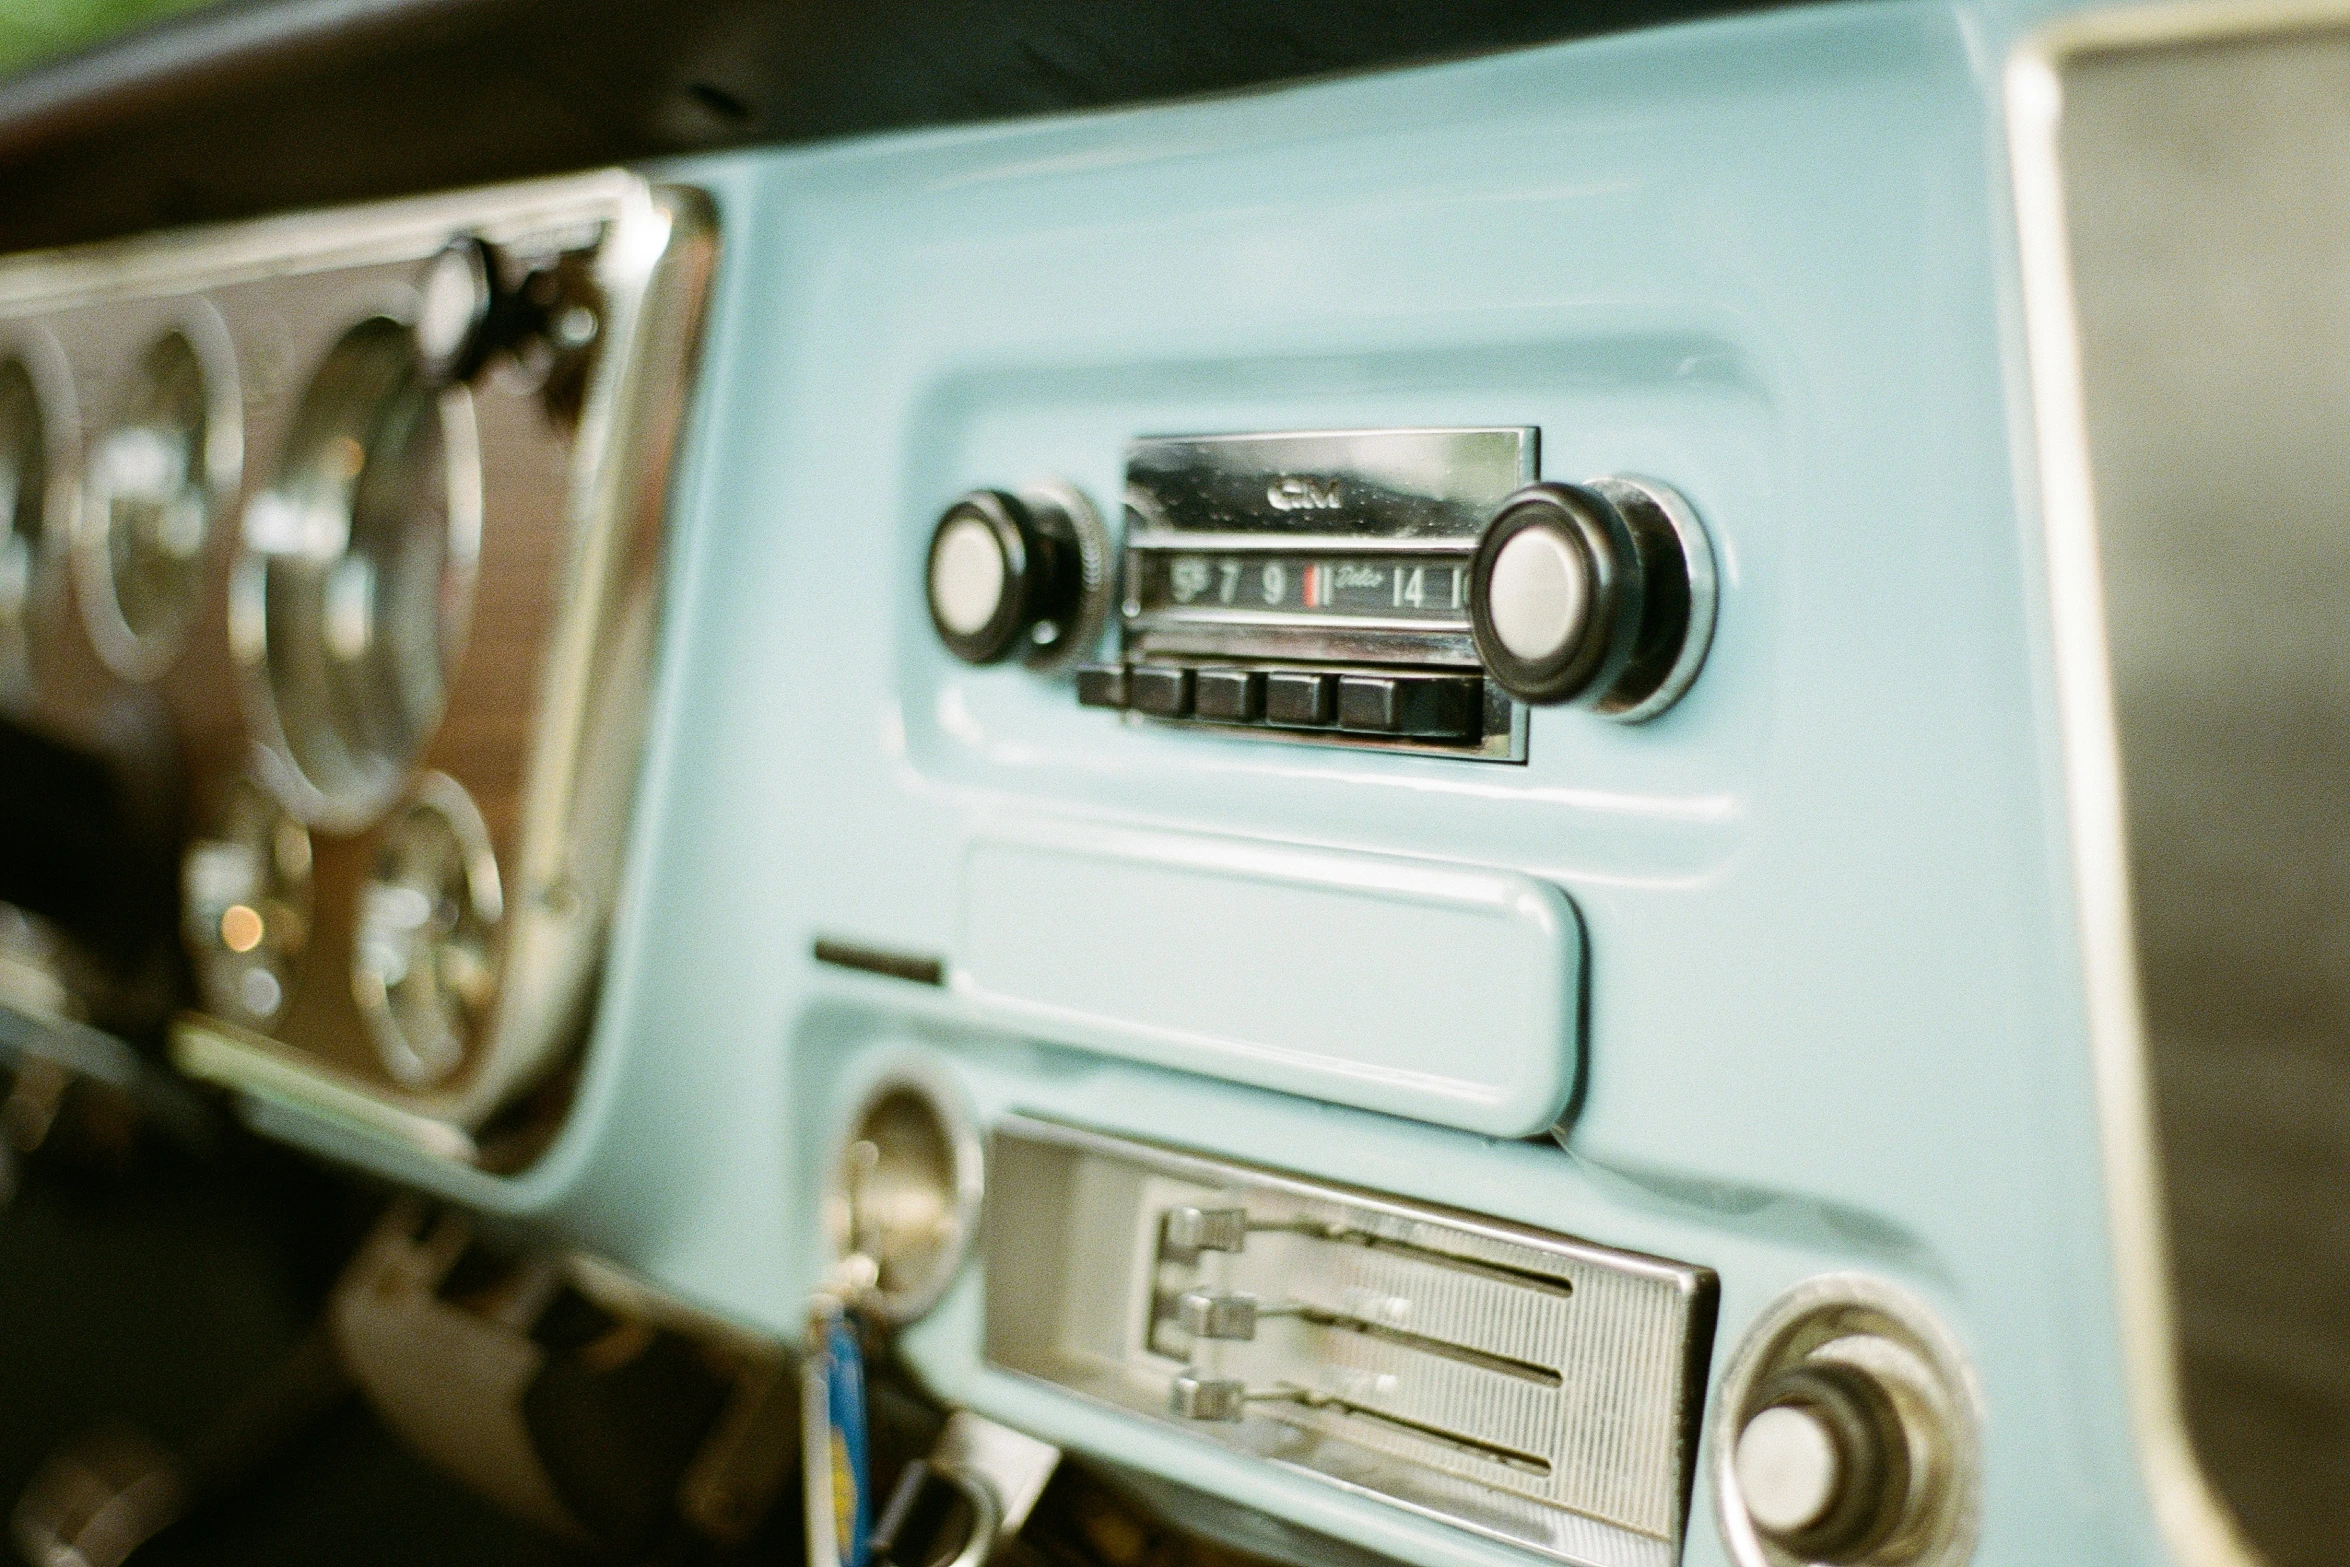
top-left (1149, 553), bottom-right (1468, 620)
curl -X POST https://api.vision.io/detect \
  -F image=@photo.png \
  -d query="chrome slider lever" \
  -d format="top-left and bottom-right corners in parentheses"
top-left (1168, 1372), bottom-right (1326, 1424)
top-left (1174, 1288), bottom-right (1307, 1342)
top-left (1160, 1205), bottom-right (1339, 1254)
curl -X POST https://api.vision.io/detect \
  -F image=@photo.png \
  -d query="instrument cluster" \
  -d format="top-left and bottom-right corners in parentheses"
top-left (0, 172), bottom-right (716, 1165)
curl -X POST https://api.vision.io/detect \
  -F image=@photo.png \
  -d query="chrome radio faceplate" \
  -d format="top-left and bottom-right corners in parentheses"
top-left (1107, 428), bottom-right (1537, 760)
top-left (984, 1116), bottom-right (1717, 1567)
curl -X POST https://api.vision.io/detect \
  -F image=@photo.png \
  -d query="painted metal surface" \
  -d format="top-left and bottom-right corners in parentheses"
top-left (232, 1), bottom-right (2220, 1563)
top-left (956, 822), bottom-right (1582, 1135)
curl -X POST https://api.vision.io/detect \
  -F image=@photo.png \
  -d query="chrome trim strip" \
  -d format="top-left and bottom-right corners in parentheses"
top-left (171, 1013), bottom-right (478, 1164)
top-left (1129, 606), bottom-right (1473, 635)
top-left (2005, 11), bottom-right (2296, 1563)
top-left (0, 173), bottom-right (642, 309)
top-left (448, 180), bottom-right (720, 1127)
top-left (1124, 532), bottom-right (1481, 556)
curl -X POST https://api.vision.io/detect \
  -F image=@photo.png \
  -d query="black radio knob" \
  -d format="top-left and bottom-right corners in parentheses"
top-left (926, 487), bottom-right (1106, 668)
top-left (1467, 477), bottom-right (1715, 719)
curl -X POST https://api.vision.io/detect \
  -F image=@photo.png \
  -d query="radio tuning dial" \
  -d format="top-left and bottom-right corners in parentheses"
top-left (926, 486), bottom-right (1108, 670)
top-left (1468, 476), bottom-right (1716, 720)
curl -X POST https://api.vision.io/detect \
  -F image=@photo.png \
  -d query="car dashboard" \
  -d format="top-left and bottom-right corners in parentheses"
top-left (0, 3), bottom-right (2344, 1567)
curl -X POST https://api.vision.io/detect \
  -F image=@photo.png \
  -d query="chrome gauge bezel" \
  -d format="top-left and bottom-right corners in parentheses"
top-left (823, 1059), bottom-right (986, 1324)
top-left (230, 307), bottom-right (485, 834)
top-left (0, 324), bottom-right (80, 702)
top-left (74, 297), bottom-right (243, 683)
top-left (352, 770), bottom-right (504, 1089)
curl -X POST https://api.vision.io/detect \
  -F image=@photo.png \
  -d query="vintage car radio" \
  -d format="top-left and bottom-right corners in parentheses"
top-left (922, 428), bottom-right (1716, 761)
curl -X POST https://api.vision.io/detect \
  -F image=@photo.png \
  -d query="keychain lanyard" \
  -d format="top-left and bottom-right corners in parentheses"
top-left (803, 1293), bottom-right (872, 1567)
top-left (807, 1136), bottom-right (884, 1567)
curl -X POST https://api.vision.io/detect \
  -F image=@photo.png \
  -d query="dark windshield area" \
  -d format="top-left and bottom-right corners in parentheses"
top-left (0, 0), bottom-right (1798, 252)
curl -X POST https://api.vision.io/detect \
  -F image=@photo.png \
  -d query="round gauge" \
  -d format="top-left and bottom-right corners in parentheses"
top-left (182, 777), bottom-right (313, 1026)
top-left (238, 316), bottom-right (480, 826)
top-left (352, 772), bottom-right (502, 1088)
top-left (80, 318), bottom-right (240, 681)
top-left (0, 355), bottom-right (49, 699)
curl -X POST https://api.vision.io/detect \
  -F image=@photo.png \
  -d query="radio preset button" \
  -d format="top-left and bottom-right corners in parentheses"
top-left (1336, 674), bottom-right (1479, 738)
top-left (1727, 1356), bottom-right (1927, 1565)
top-left (1130, 665), bottom-right (1194, 717)
top-left (1265, 670), bottom-right (1337, 726)
top-left (1194, 668), bottom-right (1265, 722)
top-left (1075, 663), bottom-right (1130, 709)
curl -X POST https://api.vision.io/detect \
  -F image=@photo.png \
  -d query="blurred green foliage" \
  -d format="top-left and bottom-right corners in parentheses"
top-left (0, 0), bottom-right (219, 79)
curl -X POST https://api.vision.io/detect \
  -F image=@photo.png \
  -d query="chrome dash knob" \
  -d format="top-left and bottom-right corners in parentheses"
top-left (1176, 1289), bottom-right (1261, 1340)
top-left (1734, 1402), bottom-right (1846, 1537)
top-left (1159, 1205), bottom-right (1250, 1254)
top-left (1467, 476), bottom-right (1715, 720)
top-left (415, 236), bottom-right (500, 383)
top-left (1732, 1364), bottom-right (1910, 1563)
top-left (1715, 1275), bottom-right (1980, 1567)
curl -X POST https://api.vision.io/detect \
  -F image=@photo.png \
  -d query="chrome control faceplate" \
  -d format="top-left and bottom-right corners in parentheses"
top-left (983, 1117), bottom-right (1717, 1567)
top-left (1105, 427), bottom-right (1535, 760)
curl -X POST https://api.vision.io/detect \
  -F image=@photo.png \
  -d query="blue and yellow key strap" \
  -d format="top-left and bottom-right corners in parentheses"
top-left (802, 1296), bottom-right (872, 1567)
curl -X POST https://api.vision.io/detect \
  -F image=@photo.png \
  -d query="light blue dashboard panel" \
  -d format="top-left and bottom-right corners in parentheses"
top-left (246, 1), bottom-right (2190, 1563)
top-left (957, 820), bottom-right (1583, 1136)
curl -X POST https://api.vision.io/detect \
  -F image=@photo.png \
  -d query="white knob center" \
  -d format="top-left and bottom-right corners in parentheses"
top-left (931, 516), bottom-right (1008, 637)
top-left (1487, 527), bottom-right (1590, 663)
top-left (416, 245), bottom-right (486, 364)
top-left (1735, 1403), bottom-right (1845, 1537)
